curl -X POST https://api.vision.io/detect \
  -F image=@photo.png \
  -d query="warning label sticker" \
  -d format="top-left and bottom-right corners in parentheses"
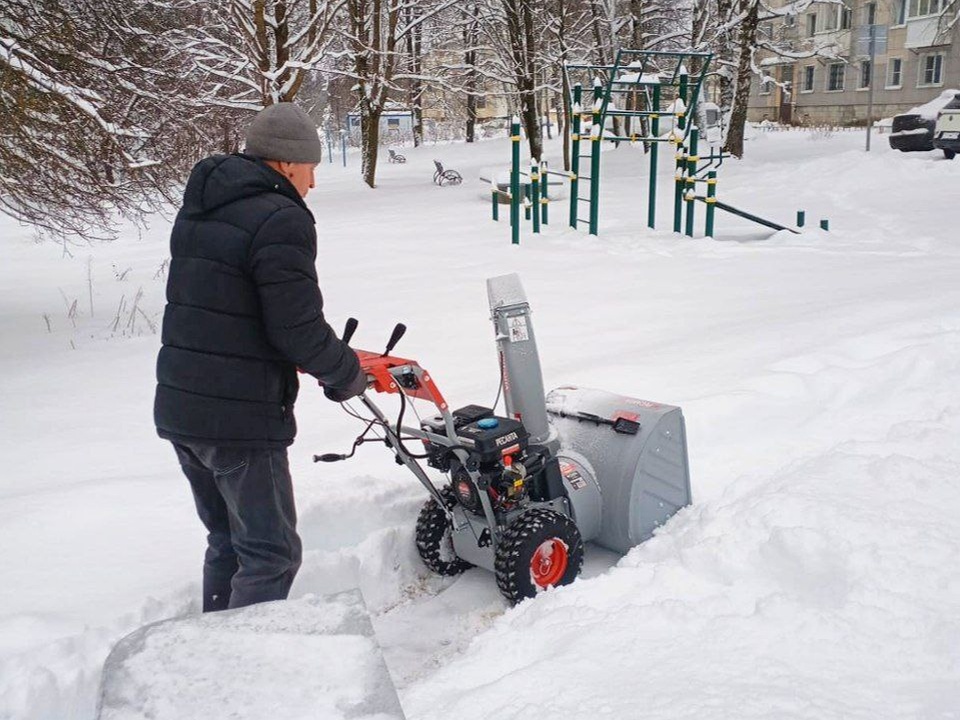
top-left (507, 316), bottom-right (529, 343)
top-left (561, 463), bottom-right (587, 490)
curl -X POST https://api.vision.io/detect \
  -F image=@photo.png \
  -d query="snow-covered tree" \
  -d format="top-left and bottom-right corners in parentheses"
top-left (0, 0), bottom-right (205, 239)
top-left (174, 0), bottom-right (344, 110)
top-left (337, 0), bottom-right (458, 187)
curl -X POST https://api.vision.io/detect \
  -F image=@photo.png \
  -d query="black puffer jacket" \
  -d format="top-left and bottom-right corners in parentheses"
top-left (154, 154), bottom-right (359, 448)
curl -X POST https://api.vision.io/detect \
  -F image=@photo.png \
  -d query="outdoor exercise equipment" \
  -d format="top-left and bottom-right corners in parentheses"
top-left (491, 49), bottom-right (827, 242)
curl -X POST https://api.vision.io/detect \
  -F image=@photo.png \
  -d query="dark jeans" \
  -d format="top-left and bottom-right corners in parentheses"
top-left (173, 443), bottom-right (303, 612)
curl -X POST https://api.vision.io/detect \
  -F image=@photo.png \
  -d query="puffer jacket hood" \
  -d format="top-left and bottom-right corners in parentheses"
top-left (180, 154), bottom-right (309, 218)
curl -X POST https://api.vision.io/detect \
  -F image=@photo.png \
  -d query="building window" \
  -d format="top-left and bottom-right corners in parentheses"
top-left (823, 7), bottom-right (838, 30)
top-left (802, 65), bottom-right (815, 92)
top-left (865, 2), bottom-right (877, 24)
top-left (807, 13), bottom-right (817, 36)
top-left (894, 0), bottom-right (906, 24)
top-left (886, 58), bottom-right (903, 87)
top-left (827, 63), bottom-right (845, 91)
top-left (759, 78), bottom-right (774, 95)
top-left (387, 117), bottom-right (401, 128)
top-left (918, 52), bottom-right (944, 86)
top-left (785, 14), bottom-right (796, 27)
top-left (908, 0), bottom-right (943, 18)
top-left (840, 6), bottom-right (853, 29)
top-left (858, 60), bottom-right (872, 89)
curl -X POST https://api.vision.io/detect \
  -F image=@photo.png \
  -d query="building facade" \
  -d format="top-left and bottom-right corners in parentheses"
top-left (749, 0), bottom-right (959, 125)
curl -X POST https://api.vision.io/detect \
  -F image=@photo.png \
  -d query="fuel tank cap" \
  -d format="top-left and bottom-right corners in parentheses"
top-left (477, 417), bottom-right (500, 429)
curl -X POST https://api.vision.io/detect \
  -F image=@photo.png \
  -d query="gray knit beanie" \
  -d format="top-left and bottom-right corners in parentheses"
top-left (244, 102), bottom-right (323, 163)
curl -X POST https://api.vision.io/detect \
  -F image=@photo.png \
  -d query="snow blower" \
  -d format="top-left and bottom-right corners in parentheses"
top-left (316, 273), bottom-right (691, 604)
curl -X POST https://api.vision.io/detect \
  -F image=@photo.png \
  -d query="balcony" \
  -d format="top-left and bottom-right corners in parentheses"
top-left (905, 16), bottom-right (947, 48)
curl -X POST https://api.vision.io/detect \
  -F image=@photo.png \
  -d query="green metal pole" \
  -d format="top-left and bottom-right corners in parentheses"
top-left (673, 74), bottom-right (688, 234)
top-left (820, 218), bottom-right (830, 231)
top-left (648, 85), bottom-right (661, 230)
top-left (673, 138), bottom-right (685, 234)
top-left (678, 73), bottom-right (689, 127)
top-left (705, 170), bottom-right (717, 238)
top-left (492, 188), bottom-right (499, 221)
top-left (797, 210), bottom-right (806, 227)
top-left (511, 117), bottom-right (521, 245)
top-left (569, 84), bottom-right (582, 229)
top-left (589, 80), bottom-right (602, 236)
top-left (531, 161), bottom-right (540, 233)
top-left (685, 127), bottom-right (699, 237)
top-left (540, 160), bottom-right (549, 225)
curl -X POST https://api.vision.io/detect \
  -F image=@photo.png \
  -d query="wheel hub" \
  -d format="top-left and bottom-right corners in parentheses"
top-left (530, 538), bottom-right (569, 588)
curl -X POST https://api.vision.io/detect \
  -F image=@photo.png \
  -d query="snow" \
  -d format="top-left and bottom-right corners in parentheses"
top-left (2, 129), bottom-right (960, 719)
top-left (98, 591), bottom-right (404, 720)
top-left (907, 88), bottom-right (960, 119)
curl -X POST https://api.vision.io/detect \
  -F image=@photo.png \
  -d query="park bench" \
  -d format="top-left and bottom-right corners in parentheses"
top-left (433, 160), bottom-right (462, 186)
top-left (388, 149), bottom-right (406, 164)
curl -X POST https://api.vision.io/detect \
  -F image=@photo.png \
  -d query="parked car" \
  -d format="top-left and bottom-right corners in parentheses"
top-left (888, 89), bottom-right (960, 152)
top-left (932, 93), bottom-right (960, 159)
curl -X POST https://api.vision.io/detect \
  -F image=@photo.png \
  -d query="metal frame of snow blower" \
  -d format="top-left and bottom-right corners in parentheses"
top-left (351, 351), bottom-right (507, 547)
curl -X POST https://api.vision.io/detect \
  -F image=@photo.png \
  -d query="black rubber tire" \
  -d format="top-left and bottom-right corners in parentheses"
top-left (415, 487), bottom-right (472, 576)
top-left (494, 508), bottom-right (584, 605)
top-left (944, 149), bottom-right (956, 160)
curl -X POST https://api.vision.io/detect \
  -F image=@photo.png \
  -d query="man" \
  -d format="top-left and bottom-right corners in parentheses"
top-left (154, 103), bottom-right (366, 612)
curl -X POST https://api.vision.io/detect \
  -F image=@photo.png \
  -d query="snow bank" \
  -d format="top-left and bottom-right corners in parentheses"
top-left (97, 590), bottom-right (405, 720)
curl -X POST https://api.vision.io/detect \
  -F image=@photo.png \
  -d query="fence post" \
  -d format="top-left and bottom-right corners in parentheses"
top-left (796, 210), bottom-right (806, 228)
top-left (492, 186), bottom-right (499, 222)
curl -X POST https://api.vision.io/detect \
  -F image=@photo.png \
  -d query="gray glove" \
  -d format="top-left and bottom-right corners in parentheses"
top-left (323, 367), bottom-right (368, 403)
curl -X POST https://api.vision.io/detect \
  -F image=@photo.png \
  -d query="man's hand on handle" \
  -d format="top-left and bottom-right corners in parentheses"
top-left (322, 366), bottom-right (368, 403)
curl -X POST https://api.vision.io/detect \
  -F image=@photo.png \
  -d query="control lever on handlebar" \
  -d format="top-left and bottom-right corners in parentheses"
top-left (382, 323), bottom-right (407, 356)
top-left (343, 317), bottom-right (359, 345)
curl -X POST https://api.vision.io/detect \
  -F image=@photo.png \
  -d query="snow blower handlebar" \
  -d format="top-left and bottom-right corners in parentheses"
top-left (313, 317), bottom-right (465, 512)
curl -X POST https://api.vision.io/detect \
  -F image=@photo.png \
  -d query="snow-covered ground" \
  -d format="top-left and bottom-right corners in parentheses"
top-left (2, 128), bottom-right (959, 719)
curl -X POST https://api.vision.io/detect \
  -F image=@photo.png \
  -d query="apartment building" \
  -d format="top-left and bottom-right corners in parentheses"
top-left (749, 0), bottom-right (958, 125)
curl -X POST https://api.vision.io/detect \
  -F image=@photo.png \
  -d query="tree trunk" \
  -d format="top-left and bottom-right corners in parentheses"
top-left (361, 106), bottom-right (382, 188)
top-left (518, 0), bottom-right (542, 160)
top-left (724, 0), bottom-right (760, 158)
top-left (405, 5), bottom-right (423, 147)
top-left (464, 4), bottom-right (480, 143)
top-left (519, 78), bottom-right (542, 161)
top-left (503, 0), bottom-right (543, 160)
top-left (716, 0), bottom-right (737, 139)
